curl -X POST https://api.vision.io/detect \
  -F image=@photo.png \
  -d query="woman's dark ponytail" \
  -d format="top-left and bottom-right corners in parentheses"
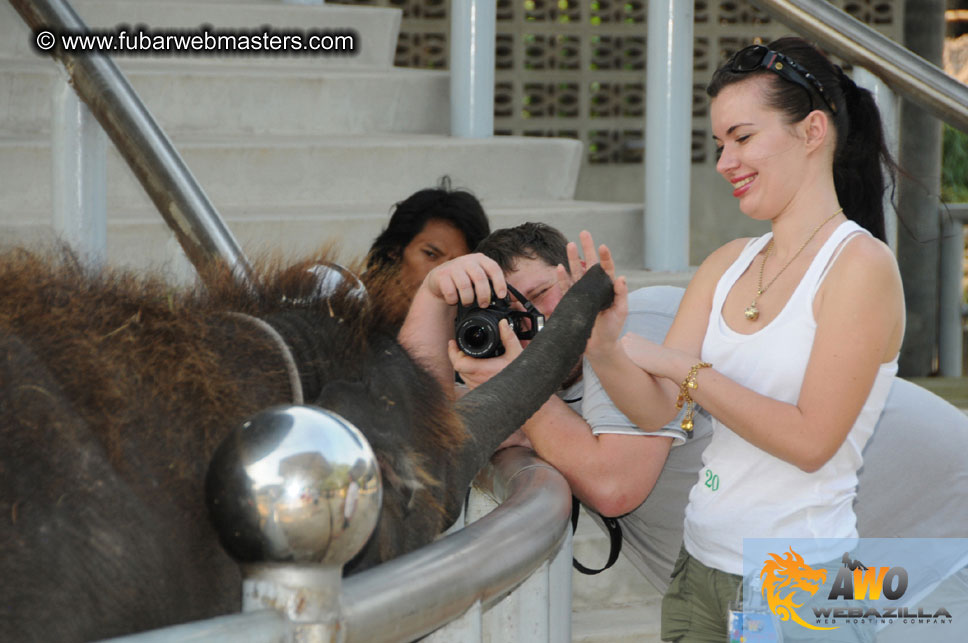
top-left (831, 68), bottom-right (895, 242)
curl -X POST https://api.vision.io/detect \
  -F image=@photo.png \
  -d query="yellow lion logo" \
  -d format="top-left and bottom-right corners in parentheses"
top-left (761, 548), bottom-right (837, 631)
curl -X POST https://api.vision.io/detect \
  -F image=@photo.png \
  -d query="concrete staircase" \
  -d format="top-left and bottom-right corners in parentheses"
top-left (0, 0), bottom-right (656, 280)
top-left (0, 1), bottom-right (681, 639)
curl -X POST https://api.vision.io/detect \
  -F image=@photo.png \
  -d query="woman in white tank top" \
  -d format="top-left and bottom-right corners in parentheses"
top-left (580, 37), bottom-right (906, 642)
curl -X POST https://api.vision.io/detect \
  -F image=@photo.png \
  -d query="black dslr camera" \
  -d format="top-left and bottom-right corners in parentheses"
top-left (455, 283), bottom-right (545, 358)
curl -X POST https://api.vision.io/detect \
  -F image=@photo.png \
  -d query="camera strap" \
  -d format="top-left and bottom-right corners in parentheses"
top-left (505, 282), bottom-right (544, 338)
top-left (570, 496), bottom-right (623, 575)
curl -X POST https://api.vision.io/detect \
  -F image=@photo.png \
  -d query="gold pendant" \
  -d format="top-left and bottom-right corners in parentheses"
top-left (744, 303), bottom-right (759, 321)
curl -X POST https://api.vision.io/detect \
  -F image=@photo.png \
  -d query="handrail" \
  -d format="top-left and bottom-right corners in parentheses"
top-left (947, 203), bottom-right (968, 223)
top-left (99, 447), bottom-right (573, 643)
top-left (751, 0), bottom-right (968, 134)
top-left (340, 447), bottom-right (572, 642)
top-left (940, 203), bottom-right (967, 377)
top-left (9, 0), bottom-right (256, 288)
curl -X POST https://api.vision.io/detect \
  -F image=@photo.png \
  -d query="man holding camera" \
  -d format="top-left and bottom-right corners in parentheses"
top-left (399, 222), bottom-right (700, 589)
top-left (400, 221), bottom-right (968, 610)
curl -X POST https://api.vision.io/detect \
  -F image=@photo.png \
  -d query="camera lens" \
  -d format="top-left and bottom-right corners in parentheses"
top-left (463, 325), bottom-right (490, 350)
top-left (456, 315), bottom-right (501, 358)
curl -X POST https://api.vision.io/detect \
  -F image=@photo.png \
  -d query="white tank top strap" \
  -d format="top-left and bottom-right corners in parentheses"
top-left (741, 235), bottom-right (765, 253)
top-left (808, 221), bottom-right (870, 299)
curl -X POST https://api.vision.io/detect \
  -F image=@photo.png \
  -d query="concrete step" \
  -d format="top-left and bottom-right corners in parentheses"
top-left (572, 607), bottom-right (663, 643)
top-left (0, 199), bottom-right (651, 273)
top-left (487, 202), bottom-right (696, 291)
top-left (0, 197), bottom-right (694, 288)
top-left (570, 507), bottom-right (663, 643)
top-left (0, 61), bottom-right (449, 137)
top-left (483, 200), bottom-right (646, 267)
top-left (0, 0), bottom-right (400, 68)
top-left (622, 267), bottom-right (696, 292)
top-left (0, 134), bottom-right (584, 215)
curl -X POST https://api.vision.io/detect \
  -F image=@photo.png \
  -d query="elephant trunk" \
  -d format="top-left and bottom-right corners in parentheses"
top-left (448, 265), bottom-right (614, 517)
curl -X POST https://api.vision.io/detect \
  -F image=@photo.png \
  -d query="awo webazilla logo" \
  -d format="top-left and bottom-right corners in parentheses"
top-left (760, 547), bottom-right (954, 631)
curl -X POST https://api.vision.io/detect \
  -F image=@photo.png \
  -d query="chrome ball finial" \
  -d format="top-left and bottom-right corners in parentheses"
top-left (206, 405), bottom-right (382, 567)
top-left (307, 262), bottom-right (368, 302)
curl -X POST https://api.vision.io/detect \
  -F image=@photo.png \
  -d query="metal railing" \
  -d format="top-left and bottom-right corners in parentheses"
top-left (9, 0), bottom-right (255, 288)
top-left (103, 448), bottom-right (574, 643)
top-left (343, 448), bottom-right (573, 642)
top-left (751, 0), bottom-right (968, 134)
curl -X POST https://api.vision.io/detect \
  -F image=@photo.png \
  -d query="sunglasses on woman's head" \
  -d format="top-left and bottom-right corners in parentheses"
top-left (728, 44), bottom-right (838, 115)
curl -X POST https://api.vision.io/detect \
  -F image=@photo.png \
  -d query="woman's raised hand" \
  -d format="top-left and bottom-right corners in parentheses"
top-left (559, 231), bottom-right (629, 360)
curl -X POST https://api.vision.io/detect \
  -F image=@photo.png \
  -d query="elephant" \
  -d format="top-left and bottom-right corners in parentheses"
top-left (0, 248), bottom-right (612, 641)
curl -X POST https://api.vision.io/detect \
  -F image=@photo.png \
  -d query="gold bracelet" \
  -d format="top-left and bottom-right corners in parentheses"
top-left (676, 361), bottom-right (711, 431)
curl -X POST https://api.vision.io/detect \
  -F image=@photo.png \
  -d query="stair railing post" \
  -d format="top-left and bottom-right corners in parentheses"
top-left (939, 207), bottom-right (966, 377)
top-left (52, 77), bottom-right (106, 266)
top-left (644, 0), bottom-right (693, 271)
top-left (451, 0), bottom-right (495, 138)
top-left (548, 525), bottom-right (573, 642)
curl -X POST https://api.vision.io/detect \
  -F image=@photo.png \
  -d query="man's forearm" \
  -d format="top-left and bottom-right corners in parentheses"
top-left (520, 395), bottom-right (668, 516)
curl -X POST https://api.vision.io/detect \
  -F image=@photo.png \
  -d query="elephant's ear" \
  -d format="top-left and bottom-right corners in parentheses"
top-left (450, 265), bottom-right (614, 487)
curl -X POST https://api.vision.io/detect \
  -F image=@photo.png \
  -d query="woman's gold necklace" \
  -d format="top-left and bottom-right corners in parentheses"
top-left (744, 207), bottom-right (844, 322)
